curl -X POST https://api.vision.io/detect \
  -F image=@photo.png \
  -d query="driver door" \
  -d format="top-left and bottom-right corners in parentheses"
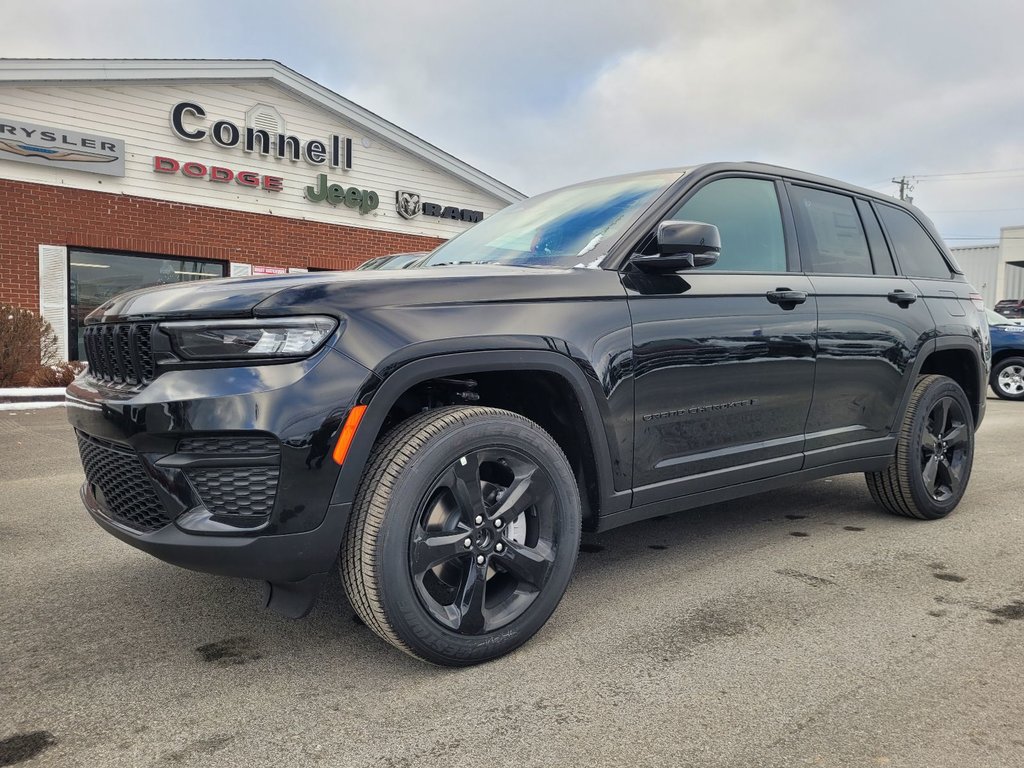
top-left (625, 175), bottom-right (817, 506)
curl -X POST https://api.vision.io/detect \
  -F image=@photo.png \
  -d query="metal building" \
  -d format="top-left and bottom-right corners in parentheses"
top-left (951, 228), bottom-right (1024, 309)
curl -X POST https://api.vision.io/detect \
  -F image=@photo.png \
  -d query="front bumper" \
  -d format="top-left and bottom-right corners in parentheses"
top-left (67, 346), bottom-right (375, 588)
top-left (82, 479), bottom-right (351, 583)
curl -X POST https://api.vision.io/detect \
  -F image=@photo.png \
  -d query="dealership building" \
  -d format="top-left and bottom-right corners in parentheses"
top-left (0, 59), bottom-right (522, 362)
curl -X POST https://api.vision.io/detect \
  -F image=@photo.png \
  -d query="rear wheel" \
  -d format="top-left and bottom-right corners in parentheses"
top-left (865, 374), bottom-right (974, 520)
top-left (342, 406), bottom-right (581, 666)
top-left (990, 356), bottom-right (1024, 400)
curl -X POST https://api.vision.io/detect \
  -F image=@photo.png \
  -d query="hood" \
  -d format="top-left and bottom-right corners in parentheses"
top-left (85, 265), bottom-right (624, 324)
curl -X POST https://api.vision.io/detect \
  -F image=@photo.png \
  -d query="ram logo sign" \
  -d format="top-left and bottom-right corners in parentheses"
top-left (395, 189), bottom-right (483, 224)
top-left (396, 190), bottom-right (422, 220)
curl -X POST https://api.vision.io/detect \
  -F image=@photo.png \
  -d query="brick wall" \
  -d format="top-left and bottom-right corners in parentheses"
top-left (0, 178), bottom-right (446, 310)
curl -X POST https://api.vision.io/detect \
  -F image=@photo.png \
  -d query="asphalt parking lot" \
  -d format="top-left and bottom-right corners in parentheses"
top-left (1, 400), bottom-right (1022, 768)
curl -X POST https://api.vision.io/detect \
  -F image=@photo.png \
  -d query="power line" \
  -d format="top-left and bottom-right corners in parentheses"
top-left (942, 236), bottom-right (1024, 240)
top-left (930, 207), bottom-right (1024, 213)
top-left (912, 166), bottom-right (1024, 179)
top-left (919, 173), bottom-right (1024, 183)
top-left (864, 167), bottom-right (1024, 192)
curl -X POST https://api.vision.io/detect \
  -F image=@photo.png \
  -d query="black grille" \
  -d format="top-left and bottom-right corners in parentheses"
top-left (83, 323), bottom-right (155, 386)
top-left (177, 436), bottom-right (279, 454)
top-left (76, 432), bottom-right (172, 532)
top-left (186, 467), bottom-right (280, 517)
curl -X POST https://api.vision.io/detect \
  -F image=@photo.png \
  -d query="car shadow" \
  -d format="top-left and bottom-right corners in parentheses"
top-left (24, 474), bottom-right (908, 688)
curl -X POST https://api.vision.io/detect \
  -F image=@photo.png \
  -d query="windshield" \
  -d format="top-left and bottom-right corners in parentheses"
top-left (421, 171), bottom-right (682, 269)
top-left (987, 309), bottom-right (1009, 326)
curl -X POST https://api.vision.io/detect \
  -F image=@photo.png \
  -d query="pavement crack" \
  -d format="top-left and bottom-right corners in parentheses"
top-left (776, 568), bottom-right (837, 588)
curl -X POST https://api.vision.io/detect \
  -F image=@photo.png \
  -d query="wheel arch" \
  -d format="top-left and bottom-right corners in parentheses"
top-left (911, 339), bottom-right (985, 426)
top-left (991, 347), bottom-right (1024, 368)
top-left (330, 350), bottom-right (628, 528)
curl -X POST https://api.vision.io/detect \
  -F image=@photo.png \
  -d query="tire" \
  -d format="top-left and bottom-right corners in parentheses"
top-left (990, 356), bottom-right (1024, 400)
top-left (865, 374), bottom-right (974, 520)
top-left (341, 406), bottom-right (581, 666)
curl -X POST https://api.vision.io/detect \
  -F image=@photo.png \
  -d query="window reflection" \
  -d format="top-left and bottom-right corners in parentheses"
top-left (68, 250), bottom-right (225, 360)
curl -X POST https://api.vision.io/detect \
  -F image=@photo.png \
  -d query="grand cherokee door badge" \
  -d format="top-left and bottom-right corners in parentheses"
top-left (643, 399), bottom-right (758, 421)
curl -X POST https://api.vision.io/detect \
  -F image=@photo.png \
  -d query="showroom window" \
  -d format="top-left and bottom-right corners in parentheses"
top-left (68, 250), bottom-right (226, 360)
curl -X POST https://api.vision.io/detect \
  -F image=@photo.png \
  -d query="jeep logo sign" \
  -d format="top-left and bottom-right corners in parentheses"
top-left (306, 173), bottom-right (379, 214)
top-left (396, 190), bottom-right (483, 223)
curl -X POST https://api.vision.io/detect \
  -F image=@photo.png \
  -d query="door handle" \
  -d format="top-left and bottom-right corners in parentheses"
top-left (887, 290), bottom-right (918, 307)
top-left (766, 288), bottom-right (808, 309)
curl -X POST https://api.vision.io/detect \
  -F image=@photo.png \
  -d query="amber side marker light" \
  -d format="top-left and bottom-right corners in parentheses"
top-left (332, 405), bottom-right (367, 465)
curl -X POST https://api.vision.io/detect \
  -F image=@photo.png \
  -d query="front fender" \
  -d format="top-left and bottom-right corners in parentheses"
top-left (329, 349), bottom-right (631, 517)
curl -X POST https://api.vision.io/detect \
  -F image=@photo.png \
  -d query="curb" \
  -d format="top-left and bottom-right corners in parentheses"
top-left (0, 387), bottom-right (67, 409)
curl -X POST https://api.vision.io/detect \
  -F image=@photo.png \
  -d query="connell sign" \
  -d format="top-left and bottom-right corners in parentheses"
top-left (170, 102), bottom-right (354, 170)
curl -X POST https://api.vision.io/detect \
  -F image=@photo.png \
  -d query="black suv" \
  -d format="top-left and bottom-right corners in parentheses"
top-left (67, 163), bottom-right (989, 666)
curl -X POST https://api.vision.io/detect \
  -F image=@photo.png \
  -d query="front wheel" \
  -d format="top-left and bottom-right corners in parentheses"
top-left (341, 406), bottom-right (581, 666)
top-left (990, 356), bottom-right (1024, 400)
top-left (866, 374), bottom-right (975, 520)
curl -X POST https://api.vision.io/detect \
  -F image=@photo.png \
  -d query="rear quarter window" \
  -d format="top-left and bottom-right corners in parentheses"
top-left (875, 204), bottom-right (953, 280)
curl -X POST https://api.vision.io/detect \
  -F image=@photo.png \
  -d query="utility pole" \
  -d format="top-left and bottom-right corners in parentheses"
top-left (891, 176), bottom-right (914, 203)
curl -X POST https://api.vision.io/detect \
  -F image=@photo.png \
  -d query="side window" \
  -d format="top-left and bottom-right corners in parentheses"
top-left (855, 198), bottom-right (896, 275)
top-left (788, 186), bottom-right (872, 274)
top-left (875, 204), bottom-right (953, 279)
top-left (668, 178), bottom-right (786, 272)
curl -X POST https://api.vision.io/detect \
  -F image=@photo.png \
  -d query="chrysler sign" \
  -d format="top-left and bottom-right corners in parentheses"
top-left (0, 117), bottom-right (125, 176)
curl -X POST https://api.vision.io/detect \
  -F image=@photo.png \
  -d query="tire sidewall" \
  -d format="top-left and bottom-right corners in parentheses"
top-left (903, 378), bottom-right (975, 518)
top-left (374, 414), bottom-right (581, 665)
top-left (990, 357), bottom-right (1024, 401)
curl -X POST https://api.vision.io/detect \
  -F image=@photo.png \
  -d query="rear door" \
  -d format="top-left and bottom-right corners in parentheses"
top-left (625, 175), bottom-right (817, 505)
top-left (785, 183), bottom-right (935, 466)
top-left (874, 201), bottom-right (974, 325)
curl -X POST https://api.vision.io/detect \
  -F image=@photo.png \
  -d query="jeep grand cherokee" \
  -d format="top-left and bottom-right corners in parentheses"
top-left (67, 162), bottom-right (988, 666)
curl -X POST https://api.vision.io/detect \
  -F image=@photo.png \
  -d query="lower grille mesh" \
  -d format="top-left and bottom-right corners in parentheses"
top-left (186, 466), bottom-right (280, 517)
top-left (177, 436), bottom-right (279, 454)
top-left (76, 433), bottom-right (171, 532)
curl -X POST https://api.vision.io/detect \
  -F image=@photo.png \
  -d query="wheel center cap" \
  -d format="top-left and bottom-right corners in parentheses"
top-left (475, 529), bottom-right (494, 550)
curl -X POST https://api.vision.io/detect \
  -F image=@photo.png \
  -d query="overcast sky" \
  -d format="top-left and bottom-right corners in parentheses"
top-left (3, 0), bottom-right (1023, 244)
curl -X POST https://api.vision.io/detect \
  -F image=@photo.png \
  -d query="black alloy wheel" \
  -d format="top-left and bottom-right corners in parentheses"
top-left (918, 396), bottom-right (970, 503)
top-left (342, 406), bottom-right (581, 666)
top-left (866, 374), bottom-right (975, 520)
top-left (409, 448), bottom-right (558, 635)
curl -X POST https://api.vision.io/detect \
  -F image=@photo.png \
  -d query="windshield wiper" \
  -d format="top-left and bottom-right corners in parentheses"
top-left (426, 260), bottom-right (492, 267)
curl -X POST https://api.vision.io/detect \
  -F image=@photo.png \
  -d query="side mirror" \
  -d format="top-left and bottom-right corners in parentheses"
top-left (630, 220), bottom-right (720, 273)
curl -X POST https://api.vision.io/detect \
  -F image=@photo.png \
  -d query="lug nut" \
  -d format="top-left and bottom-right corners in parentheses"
top-left (495, 542), bottom-right (504, 552)
top-left (476, 554), bottom-right (486, 565)
top-left (463, 538), bottom-right (472, 548)
top-left (495, 518), bottom-right (504, 528)
top-left (474, 515), bottom-right (483, 525)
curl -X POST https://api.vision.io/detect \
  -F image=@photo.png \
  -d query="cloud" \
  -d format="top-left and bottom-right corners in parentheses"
top-left (2, 0), bottom-right (1024, 239)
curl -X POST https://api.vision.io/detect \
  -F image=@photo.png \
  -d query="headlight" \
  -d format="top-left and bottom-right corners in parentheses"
top-left (160, 316), bottom-right (338, 361)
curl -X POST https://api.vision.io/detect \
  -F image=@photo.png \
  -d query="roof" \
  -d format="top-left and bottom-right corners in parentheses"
top-left (0, 58), bottom-right (524, 204)
top-left (538, 161), bottom-right (909, 209)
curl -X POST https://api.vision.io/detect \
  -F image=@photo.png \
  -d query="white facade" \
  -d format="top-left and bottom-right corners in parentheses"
top-left (0, 60), bottom-right (522, 239)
